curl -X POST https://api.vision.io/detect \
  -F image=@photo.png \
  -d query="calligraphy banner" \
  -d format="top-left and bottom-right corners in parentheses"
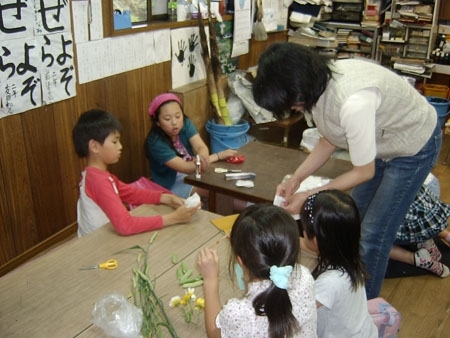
top-left (0, 0), bottom-right (76, 118)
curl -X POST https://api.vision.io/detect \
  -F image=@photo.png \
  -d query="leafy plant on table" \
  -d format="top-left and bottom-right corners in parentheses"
top-left (115, 232), bottom-right (179, 338)
top-left (169, 258), bottom-right (205, 324)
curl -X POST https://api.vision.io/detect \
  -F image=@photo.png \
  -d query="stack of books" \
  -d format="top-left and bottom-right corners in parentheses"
top-left (362, 3), bottom-right (380, 27)
top-left (287, 27), bottom-right (338, 49)
top-left (396, 1), bottom-right (433, 24)
top-left (336, 28), bottom-right (352, 47)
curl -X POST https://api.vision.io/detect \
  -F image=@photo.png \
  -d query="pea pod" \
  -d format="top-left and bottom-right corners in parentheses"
top-left (181, 261), bottom-right (188, 274)
top-left (176, 267), bottom-right (184, 280)
top-left (181, 280), bottom-right (204, 288)
top-left (179, 269), bottom-right (193, 284)
top-left (149, 231), bottom-right (158, 244)
top-left (180, 275), bottom-right (203, 285)
top-left (171, 253), bottom-right (179, 264)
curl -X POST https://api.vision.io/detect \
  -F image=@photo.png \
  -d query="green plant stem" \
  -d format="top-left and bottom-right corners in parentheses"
top-left (118, 238), bottom-right (179, 338)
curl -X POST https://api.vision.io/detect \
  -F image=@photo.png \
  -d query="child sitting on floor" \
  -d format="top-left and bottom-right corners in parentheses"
top-left (145, 93), bottom-right (237, 199)
top-left (72, 109), bottom-right (199, 237)
top-left (300, 190), bottom-right (378, 338)
top-left (391, 183), bottom-right (450, 277)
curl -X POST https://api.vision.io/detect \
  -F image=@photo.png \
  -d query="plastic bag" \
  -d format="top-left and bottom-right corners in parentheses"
top-left (226, 92), bottom-right (246, 125)
top-left (300, 128), bottom-right (321, 153)
top-left (92, 292), bottom-right (143, 338)
top-left (227, 71), bottom-right (276, 124)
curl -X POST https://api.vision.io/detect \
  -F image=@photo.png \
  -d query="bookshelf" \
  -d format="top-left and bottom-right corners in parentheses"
top-left (320, 21), bottom-right (379, 60)
top-left (379, 0), bottom-right (441, 78)
top-left (287, 0), bottom-right (380, 60)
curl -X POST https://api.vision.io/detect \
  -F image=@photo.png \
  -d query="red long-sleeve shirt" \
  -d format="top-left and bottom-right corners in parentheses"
top-left (77, 166), bottom-right (164, 237)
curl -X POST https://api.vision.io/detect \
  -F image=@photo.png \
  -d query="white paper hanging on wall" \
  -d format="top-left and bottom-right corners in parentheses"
top-left (170, 27), bottom-right (207, 89)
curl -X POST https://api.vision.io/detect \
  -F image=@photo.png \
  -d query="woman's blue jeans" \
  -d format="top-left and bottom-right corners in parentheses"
top-left (351, 122), bottom-right (442, 299)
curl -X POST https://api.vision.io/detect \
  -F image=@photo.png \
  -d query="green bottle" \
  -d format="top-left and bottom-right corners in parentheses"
top-left (168, 1), bottom-right (177, 22)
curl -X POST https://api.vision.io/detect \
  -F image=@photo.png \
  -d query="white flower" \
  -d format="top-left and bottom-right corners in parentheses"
top-left (169, 295), bottom-right (181, 308)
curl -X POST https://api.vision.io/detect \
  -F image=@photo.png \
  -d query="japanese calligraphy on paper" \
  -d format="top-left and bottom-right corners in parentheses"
top-left (0, 0), bottom-right (76, 118)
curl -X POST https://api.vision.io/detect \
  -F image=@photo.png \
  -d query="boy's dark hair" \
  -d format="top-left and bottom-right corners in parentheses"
top-left (252, 42), bottom-right (332, 119)
top-left (300, 190), bottom-right (368, 290)
top-left (72, 109), bottom-right (122, 158)
top-left (229, 204), bottom-right (300, 338)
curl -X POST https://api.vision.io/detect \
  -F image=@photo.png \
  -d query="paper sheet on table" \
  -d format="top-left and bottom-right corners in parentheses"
top-left (273, 175), bottom-right (332, 220)
top-left (210, 214), bottom-right (239, 234)
top-left (295, 175), bottom-right (331, 193)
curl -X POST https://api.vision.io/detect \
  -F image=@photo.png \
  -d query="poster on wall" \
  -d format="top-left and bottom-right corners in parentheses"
top-left (215, 20), bottom-right (238, 75)
top-left (0, 0), bottom-right (76, 118)
top-left (170, 27), bottom-right (207, 89)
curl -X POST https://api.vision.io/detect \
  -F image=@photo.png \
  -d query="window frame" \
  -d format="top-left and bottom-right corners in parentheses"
top-left (104, 1), bottom-right (233, 38)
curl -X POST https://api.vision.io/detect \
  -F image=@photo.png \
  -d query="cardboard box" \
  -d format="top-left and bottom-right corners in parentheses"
top-left (438, 25), bottom-right (450, 35)
top-left (424, 84), bottom-right (449, 99)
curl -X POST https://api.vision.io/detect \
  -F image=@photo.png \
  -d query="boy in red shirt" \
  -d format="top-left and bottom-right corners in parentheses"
top-left (72, 109), bottom-right (199, 237)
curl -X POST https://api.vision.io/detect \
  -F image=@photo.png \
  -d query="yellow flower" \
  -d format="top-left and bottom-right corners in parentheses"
top-left (169, 296), bottom-right (181, 308)
top-left (182, 288), bottom-right (195, 303)
top-left (187, 287), bottom-right (195, 297)
top-left (195, 297), bottom-right (205, 310)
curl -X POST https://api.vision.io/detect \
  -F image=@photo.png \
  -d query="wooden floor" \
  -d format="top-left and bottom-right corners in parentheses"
top-left (381, 132), bottom-right (450, 338)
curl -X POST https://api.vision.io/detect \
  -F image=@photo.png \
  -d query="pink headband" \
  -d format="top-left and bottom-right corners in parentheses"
top-left (148, 93), bottom-right (182, 118)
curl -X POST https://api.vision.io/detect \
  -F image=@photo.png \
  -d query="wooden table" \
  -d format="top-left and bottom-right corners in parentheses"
top-left (0, 205), bottom-right (226, 338)
top-left (0, 204), bottom-right (318, 338)
top-left (185, 141), bottom-right (353, 213)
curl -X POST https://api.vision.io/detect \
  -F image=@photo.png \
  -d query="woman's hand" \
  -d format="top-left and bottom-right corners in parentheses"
top-left (160, 193), bottom-right (185, 209)
top-left (276, 175), bottom-right (301, 198)
top-left (283, 191), bottom-right (309, 215)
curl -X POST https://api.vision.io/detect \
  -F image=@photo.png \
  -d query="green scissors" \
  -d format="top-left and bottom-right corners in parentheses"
top-left (80, 259), bottom-right (118, 270)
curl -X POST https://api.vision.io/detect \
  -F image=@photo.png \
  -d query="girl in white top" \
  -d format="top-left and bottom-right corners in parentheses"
top-left (300, 190), bottom-right (378, 338)
top-left (197, 204), bottom-right (317, 338)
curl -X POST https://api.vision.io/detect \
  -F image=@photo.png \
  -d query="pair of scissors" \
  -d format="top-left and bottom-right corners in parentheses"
top-left (80, 259), bottom-right (118, 270)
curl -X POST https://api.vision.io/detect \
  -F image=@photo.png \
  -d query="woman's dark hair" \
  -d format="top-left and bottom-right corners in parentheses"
top-left (145, 99), bottom-right (188, 158)
top-left (72, 109), bottom-right (122, 158)
top-left (300, 190), bottom-right (368, 290)
top-left (252, 42), bottom-right (332, 119)
top-left (229, 204), bottom-right (300, 338)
